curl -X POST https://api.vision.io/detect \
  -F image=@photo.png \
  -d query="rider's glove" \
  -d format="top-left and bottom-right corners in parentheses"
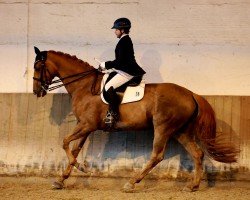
top-left (99, 62), bottom-right (106, 71)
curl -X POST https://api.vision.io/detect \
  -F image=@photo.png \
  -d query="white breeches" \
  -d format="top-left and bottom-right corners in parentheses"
top-left (105, 72), bottom-right (133, 91)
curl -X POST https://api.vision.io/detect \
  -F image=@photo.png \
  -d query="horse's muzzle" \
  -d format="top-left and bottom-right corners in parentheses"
top-left (33, 88), bottom-right (47, 97)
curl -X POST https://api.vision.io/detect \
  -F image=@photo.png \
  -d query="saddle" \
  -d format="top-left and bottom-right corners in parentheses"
top-left (101, 72), bottom-right (145, 104)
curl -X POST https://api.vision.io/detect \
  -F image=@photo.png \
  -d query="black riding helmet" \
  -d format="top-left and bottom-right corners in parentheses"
top-left (111, 18), bottom-right (131, 30)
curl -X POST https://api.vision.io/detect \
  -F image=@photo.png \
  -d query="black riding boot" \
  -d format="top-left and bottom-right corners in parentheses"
top-left (104, 87), bottom-right (120, 127)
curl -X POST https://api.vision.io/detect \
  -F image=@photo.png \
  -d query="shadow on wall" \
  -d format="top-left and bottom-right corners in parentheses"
top-left (204, 119), bottom-right (241, 187)
top-left (50, 94), bottom-right (72, 126)
top-left (84, 130), bottom-right (194, 175)
top-left (140, 49), bottom-right (163, 83)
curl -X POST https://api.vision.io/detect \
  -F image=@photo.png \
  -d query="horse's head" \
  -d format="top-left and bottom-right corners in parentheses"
top-left (33, 47), bottom-right (99, 97)
top-left (33, 47), bottom-right (57, 97)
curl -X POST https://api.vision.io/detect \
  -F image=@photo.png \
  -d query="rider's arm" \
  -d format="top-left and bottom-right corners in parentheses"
top-left (105, 37), bottom-right (132, 70)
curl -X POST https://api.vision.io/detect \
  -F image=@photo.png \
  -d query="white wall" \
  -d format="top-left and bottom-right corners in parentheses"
top-left (0, 0), bottom-right (250, 95)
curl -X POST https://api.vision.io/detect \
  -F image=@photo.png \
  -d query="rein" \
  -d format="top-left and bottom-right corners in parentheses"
top-left (33, 58), bottom-right (101, 94)
top-left (47, 69), bottom-right (97, 91)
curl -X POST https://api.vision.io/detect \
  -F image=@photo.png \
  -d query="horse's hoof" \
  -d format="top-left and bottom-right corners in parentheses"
top-left (182, 184), bottom-right (199, 192)
top-left (52, 181), bottom-right (64, 189)
top-left (122, 182), bottom-right (135, 193)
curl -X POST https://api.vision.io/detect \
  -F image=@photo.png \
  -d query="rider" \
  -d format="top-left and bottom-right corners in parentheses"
top-left (99, 17), bottom-right (146, 126)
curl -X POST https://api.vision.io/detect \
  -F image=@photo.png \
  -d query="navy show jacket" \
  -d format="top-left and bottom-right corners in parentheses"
top-left (105, 35), bottom-right (146, 76)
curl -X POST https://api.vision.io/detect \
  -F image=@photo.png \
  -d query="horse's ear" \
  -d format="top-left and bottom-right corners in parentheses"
top-left (34, 46), bottom-right (40, 55)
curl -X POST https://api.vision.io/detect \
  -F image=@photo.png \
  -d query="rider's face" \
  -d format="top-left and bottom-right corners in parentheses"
top-left (115, 29), bottom-right (124, 38)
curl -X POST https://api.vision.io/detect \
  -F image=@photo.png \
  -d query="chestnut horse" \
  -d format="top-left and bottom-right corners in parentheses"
top-left (33, 47), bottom-right (238, 192)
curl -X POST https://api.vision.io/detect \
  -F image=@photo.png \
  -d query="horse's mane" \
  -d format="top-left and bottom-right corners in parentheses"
top-left (49, 50), bottom-right (93, 68)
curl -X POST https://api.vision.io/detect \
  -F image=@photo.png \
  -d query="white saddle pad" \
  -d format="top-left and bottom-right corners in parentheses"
top-left (101, 73), bottom-right (145, 104)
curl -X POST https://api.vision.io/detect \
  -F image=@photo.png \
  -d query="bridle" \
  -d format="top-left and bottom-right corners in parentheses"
top-left (33, 52), bottom-right (100, 94)
top-left (33, 53), bottom-right (51, 92)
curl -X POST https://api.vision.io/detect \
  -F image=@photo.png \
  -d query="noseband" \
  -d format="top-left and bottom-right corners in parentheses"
top-left (33, 52), bottom-right (99, 93)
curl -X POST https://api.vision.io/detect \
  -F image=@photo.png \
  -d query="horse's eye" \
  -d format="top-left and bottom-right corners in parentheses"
top-left (34, 66), bottom-right (40, 71)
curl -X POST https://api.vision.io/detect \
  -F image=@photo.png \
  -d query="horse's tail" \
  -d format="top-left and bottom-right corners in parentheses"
top-left (192, 93), bottom-right (239, 163)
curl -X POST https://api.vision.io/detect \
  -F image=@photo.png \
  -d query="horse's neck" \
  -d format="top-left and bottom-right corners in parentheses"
top-left (52, 54), bottom-right (97, 96)
top-left (62, 74), bottom-right (93, 97)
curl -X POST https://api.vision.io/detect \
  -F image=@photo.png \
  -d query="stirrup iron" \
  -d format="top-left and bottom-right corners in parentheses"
top-left (104, 111), bottom-right (117, 126)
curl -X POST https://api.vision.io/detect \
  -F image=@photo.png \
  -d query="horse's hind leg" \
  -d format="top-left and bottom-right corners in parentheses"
top-left (53, 135), bottom-right (89, 189)
top-left (174, 132), bottom-right (204, 192)
top-left (123, 125), bottom-right (170, 192)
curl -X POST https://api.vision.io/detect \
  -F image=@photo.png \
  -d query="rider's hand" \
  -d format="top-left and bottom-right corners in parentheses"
top-left (99, 62), bottom-right (106, 71)
top-left (98, 66), bottom-right (104, 72)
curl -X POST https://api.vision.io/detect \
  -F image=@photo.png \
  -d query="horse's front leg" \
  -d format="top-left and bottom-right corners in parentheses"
top-left (62, 123), bottom-right (91, 166)
top-left (53, 134), bottom-right (90, 189)
top-left (53, 123), bottom-right (91, 189)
